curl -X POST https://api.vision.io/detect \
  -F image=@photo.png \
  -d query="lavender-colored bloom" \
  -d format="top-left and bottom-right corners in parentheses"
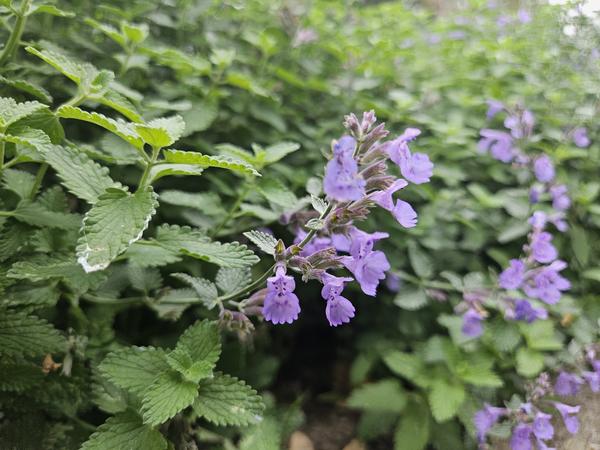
top-left (331, 233), bottom-right (351, 253)
top-left (533, 412), bottom-right (554, 441)
top-left (294, 229), bottom-right (332, 257)
top-left (572, 127), bottom-right (590, 148)
top-left (524, 263), bottom-right (570, 305)
top-left (533, 155), bottom-right (555, 183)
top-left (553, 402), bottom-right (580, 434)
top-left (529, 211), bottom-right (547, 229)
top-left (478, 129), bottom-right (514, 162)
top-left (321, 273), bottom-right (355, 327)
top-left (385, 272), bottom-right (401, 292)
top-left (505, 110), bottom-right (535, 139)
top-left (499, 259), bottom-right (526, 289)
top-left (583, 370), bottom-right (600, 392)
top-left (341, 228), bottom-right (390, 296)
top-left (530, 232), bottom-right (558, 264)
top-left (398, 127), bottom-right (421, 142)
top-left (473, 403), bottom-right (507, 442)
top-left (554, 372), bottom-right (584, 396)
top-left (323, 136), bottom-right (366, 201)
top-left (550, 185), bottom-right (570, 211)
top-left (529, 186), bottom-right (542, 204)
top-left (497, 15), bottom-right (511, 28)
top-left (514, 299), bottom-right (548, 323)
top-left (462, 308), bottom-right (484, 338)
top-left (262, 266), bottom-right (300, 324)
top-left (486, 100), bottom-right (504, 119)
top-left (392, 200), bottom-right (418, 228)
top-left (518, 9), bottom-right (532, 24)
top-left (448, 30), bottom-right (466, 40)
top-left (387, 139), bottom-right (433, 185)
top-left (371, 179), bottom-right (408, 211)
top-left (510, 423), bottom-right (533, 450)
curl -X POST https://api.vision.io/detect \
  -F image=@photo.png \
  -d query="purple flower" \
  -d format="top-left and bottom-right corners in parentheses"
top-left (387, 139), bottom-right (433, 184)
top-left (262, 266), bottom-right (301, 324)
top-left (510, 423), bottom-right (533, 450)
top-left (554, 372), bottom-right (584, 396)
top-left (505, 110), bottom-right (535, 139)
top-left (473, 403), bottom-right (507, 442)
top-left (486, 100), bottom-right (504, 119)
top-left (533, 155), bottom-right (555, 183)
top-left (553, 402), bottom-right (580, 434)
top-left (398, 127), bottom-right (421, 142)
top-left (392, 200), bottom-right (418, 228)
top-left (323, 136), bottom-right (366, 201)
top-left (479, 129), bottom-right (514, 162)
top-left (499, 259), bottom-right (526, 290)
top-left (371, 179), bottom-right (408, 211)
top-left (462, 308), bottom-right (484, 338)
top-left (530, 232), bottom-right (558, 264)
top-left (514, 299), bottom-right (548, 323)
top-left (550, 185), bottom-right (570, 211)
top-left (583, 370), bottom-right (600, 392)
top-left (529, 186), bottom-right (542, 204)
top-left (321, 273), bottom-right (355, 327)
top-left (529, 211), bottom-right (547, 230)
top-left (341, 228), bottom-right (390, 296)
top-left (572, 127), bottom-right (590, 148)
top-left (533, 412), bottom-right (554, 441)
top-left (331, 233), bottom-right (351, 253)
top-left (517, 9), bottom-right (532, 23)
top-left (385, 272), bottom-right (401, 292)
top-left (524, 263), bottom-right (570, 305)
top-left (294, 229), bottom-right (332, 257)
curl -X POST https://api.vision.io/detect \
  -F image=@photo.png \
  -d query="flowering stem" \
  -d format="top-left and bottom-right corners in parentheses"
top-left (295, 201), bottom-right (336, 249)
top-left (0, 0), bottom-right (31, 67)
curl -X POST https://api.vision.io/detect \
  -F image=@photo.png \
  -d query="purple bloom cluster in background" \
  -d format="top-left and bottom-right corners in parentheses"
top-left (257, 111), bottom-right (433, 327)
top-left (462, 104), bottom-right (573, 338)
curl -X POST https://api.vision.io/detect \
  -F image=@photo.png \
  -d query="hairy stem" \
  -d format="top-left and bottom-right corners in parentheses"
top-left (0, 0), bottom-right (32, 67)
top-left (29, 162), bottom-right (48, 199)
top-left (137, 146), bottom-right (161, 190)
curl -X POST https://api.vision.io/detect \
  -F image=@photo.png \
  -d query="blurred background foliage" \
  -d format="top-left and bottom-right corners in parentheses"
top-left (1, 0), bottom-right (600, 449)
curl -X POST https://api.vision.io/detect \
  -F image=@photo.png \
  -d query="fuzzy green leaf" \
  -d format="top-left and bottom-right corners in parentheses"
top-left (2, 169), bottom-right (36, 199)
top-left (148, 163), bottom-right (204, 182)
top-left (193, 373), bottom-right (264, 426)
top-left (347, 379), bottom-right (407, 413)
top-left (10, 201), bottom-right (80, 230)
top-left (25, 47), bottom-right (93, 85)
top-left (81, 410), bottom-right (168, 450)
top-left (243, 230), bottom-right (277, 255)
top-left (262, 142), bottom-right (300, 164)
top-left (141, 370), bottom-right (199, 426)
top-left (394, 398), bottom-right (430, 450)
top-left (170, 273), bottom-right (218, 309)
top-left (135, 116), bottom-right (185, 147)
top-left (428, 379), bottom-right (465, 422)
top-left (163, 149), bottom-right (260, 176)
top-left (76, 187), bottom-right (158, 272)
top-left (0, 308), bottom-right (65, 357)
top-left (0, 97), bottom-right (46, 128)
top-left (99, 347), bottom-right (170, 396)
top-left (216, 267), bottom-right (251, 294)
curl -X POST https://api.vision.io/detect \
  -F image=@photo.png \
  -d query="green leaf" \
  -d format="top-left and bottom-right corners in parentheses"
top-left (84, 18), bottom-right (126, 47)
top-left (158, 190), bottom-right (224, 216)
top-left (0, 308), bottom-right (65, 357)
top-left (583, 268), bottom-right (600, 282)
top-left (125, 241), bottom-right (182, 267)
top-left (0, 97), bottom-right (46, 128)
top-left (0, 362), bottom-right (44, 392)
top-left (171, 273), bottom-right (218, 309)
top-left (394, 398), bottom-right (430, 450)
top-left (428, 380), bottom-right (465, 423)
top-left (193, 373), bottom-right (264, 426)
top-left (81, 411), bottom-right (168, 450)
top-left (497, 221), bottom-right (530, 243)
top-left (26, 3), bottom-right (75, 17)
top-left (2, 169), bottom-right (36, 199)
top-left (394, 287), bottom-right (428, 310)
top-left (99, 347), bottom-right (170, 396)
top-left (520, 321), bottom-right (562, 351)
top-left (163, 149), bottom-right (260, 176)
top-left (571, 225), bottom-right (590, 266)
top-left (135, 116), bottom-right (185, 148)
top-left (56, 106), bottom-right (144, 149)
top-left (382, 351), bottom-right (429, 387)
top-left (10, 201), bottom-right (80, 230)
top-left (166, 320), bottom-right (221, 383)
top-left (41, 145), bottom-right (120, 203)
top-left (141, 370), bottom-right (199, 426)
top-left (243, 229), bottom-right (277, 255)
top-left (239, 417), bottom-right (282, 450)
top-left (96, 90), bottom-right (142, 122)
top-left (25, 47), bottom-right (93, 86)
top-left (262, 142), bottom-right (300, 164)
top-left (455, 361), bottom-right (503, 387)
top-left (258, 178), bottom-right (297, 207)
top-left (216, 267), bottom-right (251, 294)
top-left (153, 224), bottom-right (259, 268)
top-left (516, 348), bottom-right (545, 377)
top-left (347, 379), bottom-right (407, 413)
top-left (181, 101), bottom-right (218, 136)
top-left (148, 163), bottom-right (204, 182)
top-left (407, 241), bottom-right (433, 279)
top-left (77, 187), bottom-right (158, 272)
top-left (0, 76), bottom-right (52, 103)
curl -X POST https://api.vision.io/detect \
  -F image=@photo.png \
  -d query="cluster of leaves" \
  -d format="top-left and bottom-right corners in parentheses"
top-left (1, 0), bottom-right (600, 449)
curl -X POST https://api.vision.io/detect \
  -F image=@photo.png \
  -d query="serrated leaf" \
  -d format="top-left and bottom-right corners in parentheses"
top-left (26, 3), bottom-right (75, 17)
top-left (407, 241), bottom-right (433, 279)
top-left (428, 379), bottom-right (465, 422)
top-left (181, 101), bottom-right (218, 136)
top-left (243, 230), bottom-right (277, 255)
top-left (3, 285), bottom-right (60, 310)
top-left (516, 348), bottom-right (545, 377)
top-left (171, 273), bottom-right (218, 309)
top-left (141, 370), bottom-right (199, 426)
top-left (0, 97), bottom-right (46, 128)
top-left (25, 46), bottom-right (93, 86)
top-left (262, 141), bottom-right (300, 164)
top-left (394, 398), bottom-right (430, 450)
top-left (124, 241), bottom-right (182, 267)
top-left (347, 379), bottom-right (407, 413)
top-left (154, 225), bottom-right (259, 268)
top-left (56, 106), bottom-right (144, 149)
top-left (135, 116), bottom-right (184, 148)
top-left (0, 308), bottom-right (65, 357)
top-left (382, 351), bottom-right (429, 387)
top-left (10, 201), bottom-right (80, 230)
top-left (99, 347), bottom-right (170, 396)
top-left (519, 321), bottom-right (562, 351)
top-left (310, 195), bottom-right (328, 215)
top-left (77, 187), bottom-right (158, 272)
top-left (2, 169), bottom-right (36, 199)
top-left (158, 190), bottom-right (224, 216)
top-left (81, 411), bottom-right (168, 450)
top-left (394, 287), bottom-right (428, 310)
top-left (0, 363), bottom-right (44, 392)
top-left (148, 163), bottom-right (204, 182)
top-left (193, 373), bottom-right (264, 426)
top-left (96, 90), bottom-right (142, 122)
top-left (84, 18), bottom-right (126, 47)
top-left (258, 178), bottom-right (297, 207)
top-left (0, 76), bottom-right (52, 103)
top-left (41, 145), bottom-right (120, 203)
top-left (163, 149), bottom-right (260, 176)
top-left (216, 267), bottom-right (251, 294)
top-left (456, 361), bottom-right (503, 387)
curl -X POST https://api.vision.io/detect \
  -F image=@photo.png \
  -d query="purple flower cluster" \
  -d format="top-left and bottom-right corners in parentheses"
top-left (554, 349), bottom-right (600, 396)
top-left (259, 111), bottom-right (433, 327)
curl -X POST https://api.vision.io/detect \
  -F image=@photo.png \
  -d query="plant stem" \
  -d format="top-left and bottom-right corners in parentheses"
top-left (137, 146), bottom-right (160, 190)
top-left (0, 139), bottom-right (5, 172)
top-left (210, 182), bottom-right (252, 238)
top-left (0, 0), bottom-right (31, 67)
top-left (29, 162), bottom-right (48, 199)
